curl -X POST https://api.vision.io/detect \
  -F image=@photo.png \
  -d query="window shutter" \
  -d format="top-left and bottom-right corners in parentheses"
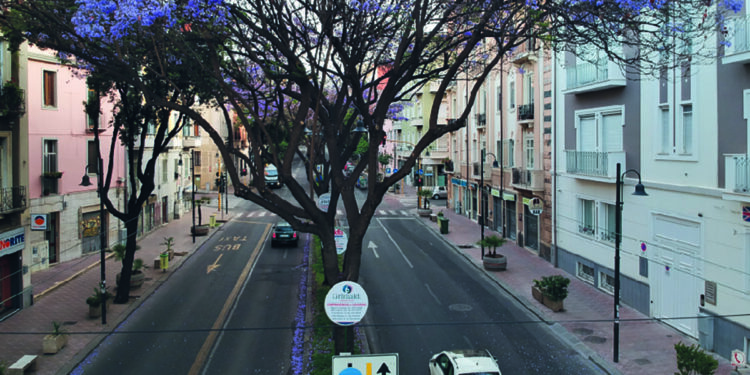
top-left (602, 112), bottom-right (623, 152)
top-left (579, 115), bottom-right (596, 151)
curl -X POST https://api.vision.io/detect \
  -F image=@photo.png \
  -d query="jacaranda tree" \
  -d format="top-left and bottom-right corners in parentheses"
top-left (0, 0), bottom-right (741, 353)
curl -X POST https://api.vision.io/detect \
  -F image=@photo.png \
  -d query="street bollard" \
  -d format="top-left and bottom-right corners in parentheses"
top-left (210, 214), bottom-right (217, 227)
top-left (160, 252), bottom-right (169, 272)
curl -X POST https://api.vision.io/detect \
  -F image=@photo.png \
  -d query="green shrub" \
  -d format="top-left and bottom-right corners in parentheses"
top-left (533, 275), bottom-right (570, 301)
top-left (674, 341), bottom-right (718, 375)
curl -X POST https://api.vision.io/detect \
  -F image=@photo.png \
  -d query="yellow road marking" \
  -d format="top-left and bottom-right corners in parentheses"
top-left (206, 254), bottom-right (223, 274)
top-left (188, 223), bottom-right (272, 375)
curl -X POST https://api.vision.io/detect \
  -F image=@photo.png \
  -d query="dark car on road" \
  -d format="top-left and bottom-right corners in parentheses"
top-left (271, 221), bottom-right (298, 247)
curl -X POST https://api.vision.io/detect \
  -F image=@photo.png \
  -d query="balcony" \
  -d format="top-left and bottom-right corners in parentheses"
top-left (725, 154), bottom-right (750, 193)
top-left (411, 116), bottom-right (424, 128)
top-left (565, 150), bottom-right (625, 179)
top-left (0, 186), bottom-right (26, 214)
top-left (168, 136), bottom-right (183, 149)
top-left (562, 59), bottom-right (626, 94)
top-left (723, 15), bottom-right (750, 64)
top-left (511, 39), bottom-right (537, 65)
top-left (476, 113), bottom-right (486, 129)
top-left (182, 136), bottom-right (202, 149)
top-left (517, 103), bottom-right (534, 123)
top-left (472, 162), bottom-right (492, 178)
top-left (511, 168), bottom-right (545, 191)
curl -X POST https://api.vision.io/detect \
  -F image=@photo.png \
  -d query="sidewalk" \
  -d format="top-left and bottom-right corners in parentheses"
top-left (0, 192), bottom-right (237, 375)
top-left (390, 183), bottom-right (734, 375)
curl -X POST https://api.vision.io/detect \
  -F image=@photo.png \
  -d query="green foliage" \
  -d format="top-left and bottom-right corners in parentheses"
top-left (354, 137), bottom-right (369, 157)
top-left (162, 237), bottom-right (174, 253)
top-left (51, 321), bottom-right (67, 337)
top-left (378, 153), bottom-right (392, 166)
top-left (85, 287), bottom-right (113, 307)
top-left (477, 234), bottom-right (506, 256)
top-left (0, 359), bottom-right (6, 375)
top-left (0, 80), bottom-right (23, 118)
top-left (674, 341), bottom-right (718, 375)
top-left (533, 275), bottom-right (570, 301)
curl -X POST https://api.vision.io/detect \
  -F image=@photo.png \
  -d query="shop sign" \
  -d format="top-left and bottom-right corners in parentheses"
top-left (502, 192), bottom-right (515, 201)
top-left (0, 227), bottom-right (25, 257)
top-left (491, 188), bottom-right (500, 197)
top-left (31, 214), bottom-right (48, 231)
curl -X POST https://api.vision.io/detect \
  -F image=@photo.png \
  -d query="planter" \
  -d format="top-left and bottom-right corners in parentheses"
top-left (116, 271), bottom-right (145, 289)
top-left (88, 297), bottom-right (112, 318)
top-left (482, 253), bottom-right (507, 271)
top-left (532, 286), bottom-right (543, 303)
top-left (191, 225), bottom-right (210, 236)
top-left (417, 208), bottom-right (432, 217)
top-left (430, 214), bottom-right (437, 222)
top-left (542, 296), bottom-right (564, 312)
top-left (42, 334), bottom-right (67, 354)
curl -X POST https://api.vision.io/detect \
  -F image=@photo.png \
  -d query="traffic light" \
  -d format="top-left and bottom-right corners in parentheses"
top-left (416, 176), bottom-right (423, 187)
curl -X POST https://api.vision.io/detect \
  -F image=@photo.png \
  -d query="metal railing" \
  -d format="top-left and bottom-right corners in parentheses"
top-left (0, 186), bottom-right (26, 214)
top-left (566, 59), bottom-right (609, 89)
top-left (565, 150), bottom-right (610, 177)
top-left (518, 103), bottom-right (534, 120)
top-left (728, 15), bottom-right (750, 55)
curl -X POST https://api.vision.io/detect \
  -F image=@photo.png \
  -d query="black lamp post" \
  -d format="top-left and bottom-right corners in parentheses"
top-left (480, 149), bottom-right (499, 259)
top-left (613, 162), bottom-right (647, 363)
top-left (191, 150), bottom-right (196, 244)
top-left (80, 160), bottom-right (107, 325)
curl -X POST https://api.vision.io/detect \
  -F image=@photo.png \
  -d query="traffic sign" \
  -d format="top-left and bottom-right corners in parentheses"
top-left (335, 227), bottom-right (348, 255)
top-left (333, 353), bottom-right (398, 375)
top-left (393, 168), bottom-right (398, 173)
top-left (324, 281), bottom-right (369, 326)
top-left (528, 197), bottom-right (544, 216)
top-left (317, 193), bottom-right (331, 212)
top-left (732, 349), bottom-right (747, 367)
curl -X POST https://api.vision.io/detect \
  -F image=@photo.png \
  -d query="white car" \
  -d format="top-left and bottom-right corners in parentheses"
top-left (429, 349), bottom-right (502, 375)
top-left (430, 186), bottom-right (448, 199)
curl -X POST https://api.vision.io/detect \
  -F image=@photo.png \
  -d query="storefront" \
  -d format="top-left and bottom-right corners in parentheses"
top-left (0, 227), bottom-right (26, 317)
top-left (522, 197), bottom-right (540, 251)
top-left (503, 192), bottom-right (517, 241)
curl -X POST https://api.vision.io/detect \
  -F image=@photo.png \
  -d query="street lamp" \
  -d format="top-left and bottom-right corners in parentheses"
top-left (613, 162), bottom-right (647, 363)
top-left (480, 149), bottom-right (499, 259)
top-left (191, 150), bottom-right (196, 244)
top-left (80, 160), bottom-right (107, 325)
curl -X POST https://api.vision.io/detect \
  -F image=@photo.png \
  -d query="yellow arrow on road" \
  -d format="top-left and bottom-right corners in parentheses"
top-left (207, 254), bottom-right (223, 274)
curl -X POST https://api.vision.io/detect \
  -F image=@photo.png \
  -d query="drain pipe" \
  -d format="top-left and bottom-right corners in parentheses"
top-left (552, 51), bottom-right (559, 268)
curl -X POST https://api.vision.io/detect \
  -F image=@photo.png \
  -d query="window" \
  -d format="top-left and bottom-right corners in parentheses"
top-left (579, 198), bottom-right (595, 236)
top-left (182, 116), bottom-right (192, 137)
top-left (147, 120), bottom-right (156, 135)
top-left (523, 71), bottom-right (534, 105)
top-left (86, 89), bottom-right (99, 130)
top-left (162, 158), bottom-right (168, 183)
top-left (681, 104), bottom-right (692, 155)
top-left (496, 81), bottom-right (502, 112)
top-left (509, 81), bottom-right (515, 109)
top-left (599, 272), bottom-right (615, 294)
top-left (87, 140), bottom-right (99, 174)
top-left (577, 262), bottom-right (595, 284)
top-left (659, 105), bottom-right (670, 154)
top-left (658, 102), bottom-right (694, 157)
top-left (194, 151), bottom-right (201, 167)
top-left (524, 132), bottom-right (534, 169)
top-left (0, 133), bottom-right (9, 189)
top-left (575, 106), bottom-right (624, 153)
top-left (600, 203), bottom-right (617, 243)
top-left (503, 139), bottom-right (515, 167)
top-left (43, 139), bottom-right (58, 173)
top-left (43, 70), bottom-right (56, 108)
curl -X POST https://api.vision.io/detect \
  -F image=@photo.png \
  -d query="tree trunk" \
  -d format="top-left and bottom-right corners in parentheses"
top-left (114, 215), bottom-right (138, 303)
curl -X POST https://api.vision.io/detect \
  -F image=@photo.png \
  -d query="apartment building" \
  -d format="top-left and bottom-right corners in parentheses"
top-left (0, 39), bottom-right (31, 317)
top-left (554, 9), bottom-right (750, 360)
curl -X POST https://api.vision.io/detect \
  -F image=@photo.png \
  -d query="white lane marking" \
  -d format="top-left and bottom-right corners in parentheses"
top-left (376, 218), bottom-right (413, 269)
top-left (425, 283), bottom-right (442, 305)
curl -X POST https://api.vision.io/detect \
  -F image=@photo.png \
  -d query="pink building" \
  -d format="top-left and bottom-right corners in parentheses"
top-left (26, 45), bottom-right (125, 268)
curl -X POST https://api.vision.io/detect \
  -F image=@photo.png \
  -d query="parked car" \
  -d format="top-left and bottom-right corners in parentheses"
top-left (431, 186), bottom-right (448, 199)
top-left (271, 221), bottom-right (298, 247)
top-left (343, 161), bottom-right (355, 177)
top-left (265, 164), bottom-right (280, 188)
top-left (428, 349), bottom-right (501, 375)
top-left (356, 173), bottom-right (368, 190)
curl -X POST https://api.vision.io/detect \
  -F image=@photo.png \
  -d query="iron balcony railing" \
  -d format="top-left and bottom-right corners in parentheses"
top-left (517, 103), bottom-right (534, 121)
top-left (727, 15), bottom-right (750, 55)
top-left (565, 150), bottom-right (625, 179)
top-left (727, 154), bottom-right (750, 192)
top-left (0, 186), bottom-right (26, 214)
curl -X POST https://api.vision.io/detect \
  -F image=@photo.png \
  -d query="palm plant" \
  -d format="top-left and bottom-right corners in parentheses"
top-left (477, 234), bottom-right (506, 257)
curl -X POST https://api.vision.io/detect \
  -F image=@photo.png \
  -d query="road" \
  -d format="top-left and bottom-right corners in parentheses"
top-left (358, 214), bottom-right (604, 374)
top-left (72, 198), bottom-right (307, 374)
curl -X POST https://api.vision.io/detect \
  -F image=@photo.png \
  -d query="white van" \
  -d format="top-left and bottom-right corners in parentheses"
top-left (264, 164), bottom-right (280, 188)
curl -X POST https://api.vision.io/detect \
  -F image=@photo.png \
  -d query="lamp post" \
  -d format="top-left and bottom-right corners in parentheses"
top-left (613, 162), bottom-right (647, 363)
top-left (191, 150), bottom-right (196, 244)
top-left (80, 159), bottom-right (107, 325)
top-left (480, 149), bottom-right (499, 259)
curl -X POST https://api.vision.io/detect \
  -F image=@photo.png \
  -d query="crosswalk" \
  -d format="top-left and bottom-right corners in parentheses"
top-left (235, 209), bottom-right (414, 219)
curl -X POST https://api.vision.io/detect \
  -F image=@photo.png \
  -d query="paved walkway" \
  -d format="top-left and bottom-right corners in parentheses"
top-left (0, 186), bottom-right (737, 374)
top-left (390, 183), bottom-right (735, 375)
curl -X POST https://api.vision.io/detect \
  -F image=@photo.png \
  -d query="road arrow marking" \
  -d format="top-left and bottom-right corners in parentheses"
top-left (207, 254), bottom-right (223, 274)
top-left (368, 241), bottom-right (379, 258)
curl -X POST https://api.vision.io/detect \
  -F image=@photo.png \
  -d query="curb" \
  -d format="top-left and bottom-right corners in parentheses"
top-left (56, 221), bottom-right (228, 375)
top-left (33, 253), bottom-right (116, 301)
top-left (416, 215), bottom-right (622, 375)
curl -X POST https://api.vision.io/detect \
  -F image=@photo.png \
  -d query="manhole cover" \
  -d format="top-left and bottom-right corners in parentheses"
top-left (583, 336), bottom-right (607, 344)
top-left (449, 304), bottom-right (473, 312)
top-left (573, 328), bottom-right (594, 336)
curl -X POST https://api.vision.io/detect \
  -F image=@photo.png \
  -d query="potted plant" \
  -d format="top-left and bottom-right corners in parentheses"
top-left (417, 188), bottom-right (433, 216)
top-left (112, 244), bottom-right (146, 289)
top-left (41, 171), bottom-right (63, 179)
top-left (443, 158), bottom-right (454, 172)
top-left (0, 80), bottom-right (25, 118)
top-left (162, 236), bottom-right (175, 260)
top-left (86, 287), bottom-right (113, 318)
top-left (478, 234), bottom-right (507, 270)
top-left (532, 275), bottom-right (570, 312)
top-left (42, 321), bottom-right (68, 354)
